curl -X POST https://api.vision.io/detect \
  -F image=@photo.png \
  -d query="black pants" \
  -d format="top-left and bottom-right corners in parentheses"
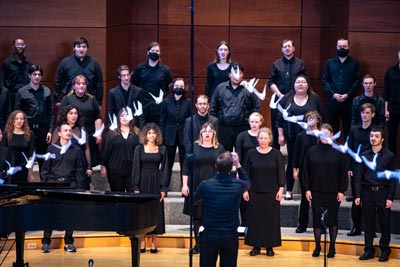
top-left (108, 162), bottom-right (133, 192)
top-left (270, 108), bottom-right (280, 149)
top-left (285, 139), bottom-right (295, 192)
top-left (219, 124), bottom-right (249, 152)
top-left (298, 182), bottom-right (310, 227)
top-left (361, 188), bottom-right (391, 254)
top-left (32, 125), bottom-right (50, 178)
top-left (200, 230), bottom-right (238, 267)
top-left (350, 172), bottom-right (361, 229)
top-left (42, 230), bottom-right (74, 245)
top-left (327, 98), bottom-right (352, 137)
top-left (165, 135), bottom-right (186, 185)
top-left (387, 112), bottom-right (400, 155)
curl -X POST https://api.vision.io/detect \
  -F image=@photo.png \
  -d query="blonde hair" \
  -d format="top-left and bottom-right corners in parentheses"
top-left (196, 122), bottom-right (219, 149)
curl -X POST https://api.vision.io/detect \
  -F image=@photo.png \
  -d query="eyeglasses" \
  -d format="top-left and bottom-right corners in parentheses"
top-left (15, 44), bottom-right (26, 48)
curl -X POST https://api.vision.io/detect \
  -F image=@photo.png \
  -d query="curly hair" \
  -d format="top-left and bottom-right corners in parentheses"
top-left (57, 105), bottom-right (83, 128)
top-left (5, 110), bottom-right (31, 142)
top-left (139, 123), bottom-right (163, 145)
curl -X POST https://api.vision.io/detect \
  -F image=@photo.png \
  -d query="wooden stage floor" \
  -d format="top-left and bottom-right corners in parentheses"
top-left (1, 247), bottom-right (400, 267)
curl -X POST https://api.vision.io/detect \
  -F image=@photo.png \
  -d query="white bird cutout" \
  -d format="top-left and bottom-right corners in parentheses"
top-left (36, 152), bottom-right (56, 161)
top-left (5, 160), bottom-right (22, 176)
top-left (331, 139), bottom-right (348, 153)
top-left (124, 106), bottom-right (134, 122)
top-left (362, 153), bottom-right (378, 171)
top-left (240, 79), bottom-right (266, 100)
top-left (377, 170), bottom-right (400, 182)
top-left (320, 131), bottom-right (341, 145)
top-left (284, 114), bottom-right (305, 124)
top-left (133, 101), bottom-right (143, 117)
top-left (347, 144), bottom-right (362, 163)
top-left (22, 151), bottom-right (36, 169)
top-left (230, 65), bottom-right (241, 80)
top-left (108, 113), bottom-right (118, 131)
top-left (306, 129), bottom-right (326, 138)
top-left (52, 139), bottom-right (72, 154)
top-left (269, 93), bottom-right (284, 109)
top-left (93, 123), bottom-right (105, 138)
top-left (277, 103), bottom-right (291, 118)
top-left (72, 128), bottom-right (87, 145)
top-left (149, 89), bottom-right (164, 104)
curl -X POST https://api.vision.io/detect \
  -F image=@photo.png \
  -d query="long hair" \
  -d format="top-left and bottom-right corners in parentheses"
top-left (196, 122), bottom-right (219, 149)
top-left (115, 107), bottom-right (140, 137)
top-left (67, 75), bottom-right (94, 98)
top-left (214, 41), bottom-right (232, 63)
top-left (5, 110), bottom-right (31, 142)
top-left (57, 105), bottom-right (83, 128)
top-left (139, 123), bottom-right (163, 145)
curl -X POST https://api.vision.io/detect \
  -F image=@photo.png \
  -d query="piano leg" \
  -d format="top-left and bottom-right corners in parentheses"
top-left (13, 232), bottom-right (28, 267)
top-left (129, 235), bottom-right (141, 267)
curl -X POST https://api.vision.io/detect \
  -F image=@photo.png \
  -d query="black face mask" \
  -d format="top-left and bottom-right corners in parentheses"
top-left (173, 88), bottom-right (183, 95)
top-left (148, 52), bottom-right (160, 61)
top-left (337, 48), bottom-right (349, 57)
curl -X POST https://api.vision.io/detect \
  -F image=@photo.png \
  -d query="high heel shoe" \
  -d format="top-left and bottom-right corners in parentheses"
top-left (140, 248), bottom-right (146, 253)
top-left (312, 246), bottom-right (321, 257)
top-left (327, 247), bottom-right (335, 258)
top-left (150, 248), bottom-right (158, 253)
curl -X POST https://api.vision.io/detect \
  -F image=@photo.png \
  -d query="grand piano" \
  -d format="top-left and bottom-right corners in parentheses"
top-left (0, 184), bottom-right (159, 267)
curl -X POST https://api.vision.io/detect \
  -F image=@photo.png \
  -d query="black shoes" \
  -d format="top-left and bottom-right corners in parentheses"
top-left (140, 248), bottom-right (146, 253)
top-left (379, 250), bottom-right (391, 262)
top-left (347, 227), bottom-right (361, 236)
top-left (249, 247), bottom-right (261, 256)
top-left (359, 252), bottom-right (374, 260)
top-left (150, 248), bottom-right (158, 253)
top-left (295, 225), bottom-right (307, 233)
top-left (191, 243), bottom-right (200, 254)
top-left (327, 247), bottom-right (335, 258)
top-left (312, 246), bottom-right (321, 257)
top-left (266, 248), bottom-right (275, 256)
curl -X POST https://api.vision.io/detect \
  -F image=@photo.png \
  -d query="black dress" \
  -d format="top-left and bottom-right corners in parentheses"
top-left (182, 143), bottom-right (225, 218)
top-left (235, 131), bottom-right (258, 164)
top-left (101, 130), bottom-right (139, 192)
top-left (204, 62), bottom-right (232, 98)
top-left (0, 131), bottom-right (35, 184)
top-left (302, 143), bottom-right (348, 227)
top-left (244, 148), bottom-right (285, 248)
top-left (131, 144), bottom-right (169, 234)
top-left (60, 93), bottom-right (101, 166)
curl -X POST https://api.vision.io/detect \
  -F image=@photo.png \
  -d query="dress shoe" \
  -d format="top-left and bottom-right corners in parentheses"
top-left (312, 246), bottom-right (321, 257)
top-left (249, 247), bottom-right (261, 256)
top-left (359, 252), bottom-right (374, 260)
top-left (266, 248), bottom-right (275, 256)
top-left (191, 243), bottom-right (200, 254)
top-left (379, 250), bottom-right (390, 262)
top-left (140, 248), bottom-right (146, 253)
top-left (295, 225), bottom-right (307, 233)
top-left (347, 227), bottom-right (362, 236)
top-left (150, 248), bottom-right (158, 253)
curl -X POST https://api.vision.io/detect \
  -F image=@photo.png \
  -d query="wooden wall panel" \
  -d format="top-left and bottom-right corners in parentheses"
top-left (302, 0), bottom-right (349, 27)
top-left (131, 0), bottom-right (158, 24)
top-left (230, 0), bottom-right (301, 26)
top-left (0, 0), bottom-right (106, 27)
top-left (230, 27), bottom-right (301, 78)
top-left (349, 32), bottom-right (400, 83)
top-left (105, 26), bottom-right (131, 83)
top-left (194, 0), bottom-right (230, 26)
top-left (349, 0), bottom-right (400, 32)
top-left (130, 26), bottom-right (158, 67)
top-left (0, 28), bottom-right (106, 84)
top-left (106, 0), bottom-right (131, 27)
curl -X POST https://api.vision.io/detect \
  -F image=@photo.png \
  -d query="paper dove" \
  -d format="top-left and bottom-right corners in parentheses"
top-left (5, 160), bottom-right (22, 176)
top-left (320, 131), bottom-right (341, 145)
top-left (347, 144), bottom-right (362, 163)
top-left (52, 139), bottom-right (72, 154)
top-left (124, 106), bottom-right (134, 122)
top-left (306, 129), bottom-right (325, 138)
top-left (269, 93), bottom-right (284, 109)
top-left (361, 153), bottom-right (378, 171)
top-left (22, 151), bottom-right (36, 169)
top-left (253, 84), bottom-right (267, 100)
top-left (277, 103), bottom-right (291, 118)
top-left (108, 113), bottom-right (118, 131)
top-left (377, 170), bottom-right (400, 182)
top-left (36, 152), bottom-right (56, 161)
top-left (72, 128), bottom-right (87, 145)
top-left (331, 141), bottom-right (348, 153)
top-left (93, 123), bottom-right (105, 138)
top-left (241, 78), bottom-right (259, 93)
top-left (149, 89), bottom-right (164, 104)
top-left (133, 101), bottom-right (143, 117)
top-left (230, 65), bottom-right (241, 80)
top-left (284, 115), bottom-right (304, 124)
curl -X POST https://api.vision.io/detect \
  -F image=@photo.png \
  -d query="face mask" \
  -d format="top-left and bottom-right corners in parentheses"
top-left (173, 88), bottom-right (183, 95)
top-left (148, 52), bottom-right (160, 61)
top-left (337, 48), bottom-right (349, 57)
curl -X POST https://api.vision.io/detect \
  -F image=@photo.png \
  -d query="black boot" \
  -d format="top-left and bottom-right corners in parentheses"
top-left (192, 237), bottom-right (200, 254)
top-left (347, 227), bottom-right (361, 236)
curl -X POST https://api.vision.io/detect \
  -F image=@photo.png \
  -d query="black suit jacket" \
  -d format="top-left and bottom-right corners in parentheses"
top-left (107, 84), bottom-right (144, 127)
top-left (159, 96), bottom-right (192, 146)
